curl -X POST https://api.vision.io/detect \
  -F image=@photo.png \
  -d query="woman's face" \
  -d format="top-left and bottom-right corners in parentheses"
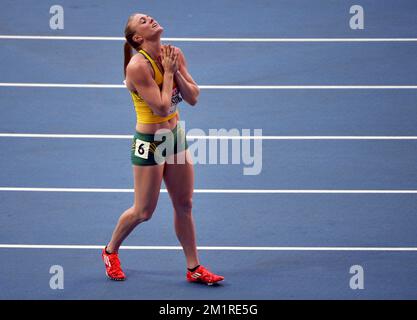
top-left (132, 13), bottom-right (163, 43)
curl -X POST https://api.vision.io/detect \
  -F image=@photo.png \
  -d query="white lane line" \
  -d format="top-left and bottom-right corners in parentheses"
top-left (1, 83), bottom-right (417, 89)
top-left (0, 83), bottom-right (124, 88)
top-left (0, 133), bottom-right (132, 139)
top-left (1, 133), bottom-right (417, 140)
top-left (0, 244), bottom-right (416, 251)
top-left (1, 35), bottom-right (417, 42)
top-left (0, 187), bottom-right (416, 194)
top-left (201, 85), bottom-right (417, 90)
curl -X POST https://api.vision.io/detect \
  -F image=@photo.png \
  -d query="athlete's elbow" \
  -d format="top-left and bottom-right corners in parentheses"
top-left (188, 88), bottom-right (200, 106)
top-left (187, 97), bottom-right (198, 106)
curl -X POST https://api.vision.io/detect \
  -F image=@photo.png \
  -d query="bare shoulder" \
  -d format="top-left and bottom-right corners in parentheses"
top-left (127, 54), bottom-right (150, 75)
top-left (126, 53), bottom-right (153, 87)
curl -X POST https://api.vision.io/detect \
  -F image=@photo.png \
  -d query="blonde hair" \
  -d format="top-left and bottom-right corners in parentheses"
top-left (123, 13), bottom-right (143, 76)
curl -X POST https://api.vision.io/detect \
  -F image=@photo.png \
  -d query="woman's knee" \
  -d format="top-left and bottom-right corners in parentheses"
top-left (130, 205), bottom-right (156, 222)
top-left (174, 197), bottom-right (193, 213)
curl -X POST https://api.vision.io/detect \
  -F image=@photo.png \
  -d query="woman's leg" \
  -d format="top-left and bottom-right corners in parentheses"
top-left (163, 149), bottom-right (199, 269)
top-left (106, 164), bottom-right (165, 253)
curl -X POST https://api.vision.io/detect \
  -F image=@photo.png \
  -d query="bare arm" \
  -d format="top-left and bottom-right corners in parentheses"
top-left (174, 48), bottom-right (200, 106)
top-left (126, 47), bottom-right (178, 117)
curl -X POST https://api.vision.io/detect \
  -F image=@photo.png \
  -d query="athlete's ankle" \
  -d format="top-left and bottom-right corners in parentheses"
top-left (105, 245), bottom-right (116, 254)
top-left (187, 264), bottom-right (200, 272)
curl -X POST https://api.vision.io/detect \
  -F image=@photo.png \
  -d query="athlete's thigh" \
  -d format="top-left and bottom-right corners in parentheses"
top-left (163, 150), bottom-right (194, 203)
top-left (132, 163), bottom-right (165, 209)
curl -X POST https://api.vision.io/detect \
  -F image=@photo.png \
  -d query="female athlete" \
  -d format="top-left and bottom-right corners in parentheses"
top-left (101, 12), bottom-right (224, 285)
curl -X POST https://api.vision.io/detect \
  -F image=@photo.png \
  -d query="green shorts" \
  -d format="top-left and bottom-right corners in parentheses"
top-left (131, 124), bottom-right (189, 166)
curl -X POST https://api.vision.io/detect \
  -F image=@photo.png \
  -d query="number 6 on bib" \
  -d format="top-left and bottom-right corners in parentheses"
top-left (134, 139), bottom-right (150, 159)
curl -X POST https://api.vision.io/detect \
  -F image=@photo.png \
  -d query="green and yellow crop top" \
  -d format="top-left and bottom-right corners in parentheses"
top-left (129, 49), bottom-right (182, 124)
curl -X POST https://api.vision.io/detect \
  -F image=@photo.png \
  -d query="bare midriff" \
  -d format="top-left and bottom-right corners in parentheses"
top-left (135, 113), bottom-right (179, 134)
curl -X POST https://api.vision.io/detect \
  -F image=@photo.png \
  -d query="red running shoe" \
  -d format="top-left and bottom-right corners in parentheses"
top-left (186, 265), bottom-right (224, 285)
top-left (102, 248), bottom-right (126, 281)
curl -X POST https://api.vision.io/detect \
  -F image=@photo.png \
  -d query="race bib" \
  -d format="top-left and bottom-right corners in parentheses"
top-left (168, 87), bottom-right (183, 114)
top-left (134, 138), bottom-right (150, 159)
top-left (171, 87), bottom-right (183, 106)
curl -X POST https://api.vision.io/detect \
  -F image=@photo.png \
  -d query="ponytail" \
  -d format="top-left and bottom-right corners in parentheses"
top-left (124, 13), bottom-right (143, 76)
top-left (124, 42), bottom-right (133, 77)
